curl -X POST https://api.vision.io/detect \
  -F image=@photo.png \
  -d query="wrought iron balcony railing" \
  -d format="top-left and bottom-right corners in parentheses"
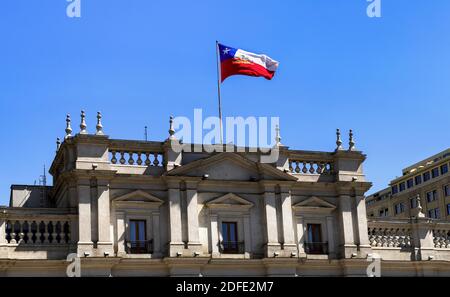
top-left (304, 242), bottom-right (328, 255)
top-left (125, 240), bottom-right (153, 254)
top-left (219, 241), bottom-right (245, 254)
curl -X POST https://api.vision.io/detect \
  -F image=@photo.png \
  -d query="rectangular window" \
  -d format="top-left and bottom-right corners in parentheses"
top-left (306, 224), bottom-right (326, 254)
top-left (441, 164), bottom-right (449, 175)
top-left (423, 171), bottom-right (431, 182)
top-left (428, 208), bottom-right (440, 219)
top-left (128, 220), bottom-right (147, 254)
top-left (410, 198), bottom-right (417, 209)
top-left (431, 167), bottom-right (440, 178)
top-left (406, 179), bottom-right (414, 189)
top-left (426, 190), bottom-right (438, 202)
top-left (221, 222), bottom-right (238, 253)
top-left (444, 185), bottom-right (450, 197)
top-left (391, 185), bottom-right (398, 194)
top-left (399, 182), bottom-right (406, 192)
top-left (415, 175), bottom-right (422, 185)
top-left (447, 204), bottom-right (450, 216)
top-left (379, 208), bottom-right (389, 217)
top-left (395, 203), bottom-right (405, 215)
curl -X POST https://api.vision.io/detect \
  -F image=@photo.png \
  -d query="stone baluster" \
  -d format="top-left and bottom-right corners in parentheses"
top-left (51, 222), bottom-right (57, 244)
top-left (23, 222), bottom-right (30, 244)
top-left (136, 152), bottom-right (143, 165)
top-left (302, 161), bottom-right (307, 173)
top-left (294, 161), bottom-right (300, 173)
top-left (153, 153), bottom-right (160, 166)
top-left (128, 152), bottom-right (135, 165)
top-left (43, 221), bottom-right (50, 244)
top-left (119, 151), bottom-right (126, 164)
top-left (110, 151), bottom-right (117, 164)
top-left (288, 160), bottom-right (293, 172)
top-left (145, 152), bottom-right (151, 166)
top-left (17, 221), bottom-right (24, 244)
top-left (10, 222), bottom-right (17, 244)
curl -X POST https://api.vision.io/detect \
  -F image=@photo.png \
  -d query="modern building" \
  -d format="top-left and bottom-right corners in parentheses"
top-left (1, 112), bottom-right (450, 277)
top-left (366, 149), bottom-right (450, 220)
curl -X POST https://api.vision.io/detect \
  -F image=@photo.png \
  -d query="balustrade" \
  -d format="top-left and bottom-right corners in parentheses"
top-left (110, 150), bottom-right (163, 167)
top-left (4, 220), bottom-right (70, 245)
top-left (433, 229), bottom-right (450, 248)
top-left (288, 159), bottom-right (333, 175)
top-left (368, 226), bottom-right (412, 248)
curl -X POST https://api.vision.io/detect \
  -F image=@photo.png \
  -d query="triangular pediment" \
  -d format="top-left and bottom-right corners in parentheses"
top-left (293, 196), bottom-right (336, 213)
top-left (206, 193), bottom-right (253, 210)
top-left (166, 152), bottom-right (296, 181)
top-left (112, 190), bottom-right (164, 209)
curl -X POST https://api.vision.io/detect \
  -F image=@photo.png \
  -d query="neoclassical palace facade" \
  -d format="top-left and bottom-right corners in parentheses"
top-left (1, 112), bottom-right (450, 277)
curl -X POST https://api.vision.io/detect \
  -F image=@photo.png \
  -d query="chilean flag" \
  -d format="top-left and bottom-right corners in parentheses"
top-left (218, 43), bottom-right (279, 83)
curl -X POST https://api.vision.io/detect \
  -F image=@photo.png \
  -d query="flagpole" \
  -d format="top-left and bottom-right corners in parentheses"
top-left (215, 40), bottom-right (224, 144)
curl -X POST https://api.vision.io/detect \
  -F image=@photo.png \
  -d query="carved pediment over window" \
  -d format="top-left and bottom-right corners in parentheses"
top-left (112, 190), bottom-right (164, 209)
top-left (293, 196), bottom-right (336, 214)
top-left (206, 193), bottom-right (254, 210)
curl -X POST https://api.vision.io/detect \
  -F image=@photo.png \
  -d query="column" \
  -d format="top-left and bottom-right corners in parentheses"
top-left (77, 179), bottom-right (93, 256)
top-left (116, 212), bottom-right (126, 256)
top-left (264, 191), bottom-right (280, 256)
top-left (296, 215), bottom-right (306, 257)
top-left (97, 180), bottom-right (113, 255)
top-left (186, 182), bottom-right (202, 254)
top-left (0, 218), bottom-right (6, 245)
top-left (338, 194), bottom-right (356, 258)
top-left (152, 212), bottom-right (161, 256)
top-left (354, 195), bottom-right (372, 257)
top-left (210, 214), bottom-right (219, 257)
top-left (280, 191), bottom-right (297, 256)
top-left (243, 215), bottom-right (252, 259)
top-left (326, 216), bottom-right (336, 258)
top-left (168, 183), bottom-right (184, 256)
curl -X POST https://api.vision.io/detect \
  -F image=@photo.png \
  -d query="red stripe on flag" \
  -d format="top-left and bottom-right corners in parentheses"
top-left (221, 58), bottom-right (275, 82)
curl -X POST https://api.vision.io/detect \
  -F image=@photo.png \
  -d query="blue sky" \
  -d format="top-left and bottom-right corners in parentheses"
top-left (0, 0), bottom-right (449, 205)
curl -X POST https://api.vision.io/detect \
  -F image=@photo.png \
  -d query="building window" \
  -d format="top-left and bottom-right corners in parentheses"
top-left (126, 220), bottom-right (152, 254)
top-left (423, 171), bottom-right (431, 182)
top-left (428, 208), bottom-right (440, 219)
top-left (415, 175), bottom-right (422, 185)
top-left (406, 179), bottom-right (414, 189)
top-left (394, 203), bottom-right (405, 215)
top-left (441, 164), bottom-right (449, 175)
top-left (431, 167), bottom-right (440, 178)
top-left (379, 208), bottom-right (389, 217)
top-left (305, 224), bottom-right (327, 255)
top-left (426, 190), bottom-right (438, 203)
top-left (399, 182), bottom-right (406, 192)
top-left (410, 197), bottom-right (417, 209)
top-left (444, 185), bottom-right (450, 197)
top-left (447, 204), bottom-right (450, 216)
top-left (391, 185), bottom-right (398, 195)
top-left (220, 222), bottom-right (242, 254)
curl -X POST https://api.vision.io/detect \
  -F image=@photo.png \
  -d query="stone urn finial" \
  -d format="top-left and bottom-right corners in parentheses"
top-left (96, 111), bottom-right (104, 135)
top-left (336, 128), bottom-right (343, 151)
top-left (168, 116), bottom-right (175, 139)
top-left (65, 114), bottom-right (73, 139)
top-left (349, 129), bottom-right (356, 151)
top-left (275, 124), bottom-right (282, 146)
top-left (80, 110), bottom-right (88, 134)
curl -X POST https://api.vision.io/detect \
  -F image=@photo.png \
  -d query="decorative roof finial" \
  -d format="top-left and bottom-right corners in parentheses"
top-left (349, 129), bottom-right (356, 151)
top-left (56, 137), bottom-right (61, 153)
top-left (65, 114), bottom-right (73, 139)
top-left (168, 116), bottom-right (175, 139)
top-left (412, 194), bottom-right (425, 218)
top-left (335, 128), bottom-right (343, 151)
top-left (275, 124), bottom-right (282, 146)
top-left (80, 110), bottom-right (88, 134)
top-left (96, 111), bottom-right (104, 135)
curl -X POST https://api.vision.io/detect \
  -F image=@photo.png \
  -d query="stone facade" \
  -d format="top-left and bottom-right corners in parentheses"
top-left (366, 149), bottom-right (450, 219)
top-left (1, 114), bottom-right (450, 276)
